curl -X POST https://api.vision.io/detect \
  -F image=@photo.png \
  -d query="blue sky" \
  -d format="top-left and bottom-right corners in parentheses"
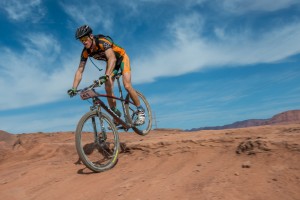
top-left (0, 0), bottom-right (300, 133)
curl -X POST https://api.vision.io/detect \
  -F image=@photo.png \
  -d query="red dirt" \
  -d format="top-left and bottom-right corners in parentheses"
top-left (0, 124), bottom-right (300, 200)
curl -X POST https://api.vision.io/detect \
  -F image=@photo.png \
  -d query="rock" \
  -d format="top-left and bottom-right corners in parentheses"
top-left (236, 139), bottom-right (271, 155)
top-left (242, 161), bottom-right (251, 168)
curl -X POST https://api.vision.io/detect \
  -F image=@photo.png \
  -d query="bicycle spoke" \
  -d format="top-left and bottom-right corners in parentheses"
top-left (76, 112), bottom-right (119, 172)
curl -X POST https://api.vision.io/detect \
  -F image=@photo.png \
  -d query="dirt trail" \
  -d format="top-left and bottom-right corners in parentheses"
top-left (0, 124), bottom-right (300, 200)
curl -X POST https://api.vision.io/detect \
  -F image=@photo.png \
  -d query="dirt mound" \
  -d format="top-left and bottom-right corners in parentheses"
top-left (0, 130), bottom-right (17, 144)
top-left (0, 125), bottom-right (299, 200)
top-left (0, 130), bottom-right (19, 161)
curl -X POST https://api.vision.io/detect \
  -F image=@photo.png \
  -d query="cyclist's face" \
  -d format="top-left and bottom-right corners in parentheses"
top-left (80, 35), bottom-right (92, 49)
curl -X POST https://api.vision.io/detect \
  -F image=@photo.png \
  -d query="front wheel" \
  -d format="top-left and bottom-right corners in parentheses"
top-left (75, 111), bottom-right (119, 172)
top-left (125, 90), bottom-right (152, 136)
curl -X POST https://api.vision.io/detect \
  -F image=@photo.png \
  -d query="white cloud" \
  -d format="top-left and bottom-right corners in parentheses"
top-left (117, 0), bottom-right (207, 14)
top-left (22, 33), bottom-right (61, 62)
top-left (131, 12), bottom-right (300, 83)
top-left (0, 33), bottom-right (75, 110)
top-left (0, 0), bottom-right (45, 22)
top-left (60, 1), bottom-right (113, 32)
top-left (221, 0), bottom-right (300, 13)
top-left (0, 31), bottom-right (107, 111)
top-left (2, 0), bottom-right (300, 112)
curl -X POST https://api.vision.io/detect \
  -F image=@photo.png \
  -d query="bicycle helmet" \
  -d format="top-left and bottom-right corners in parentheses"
top-left (75, 25), bottom-right (92, 39)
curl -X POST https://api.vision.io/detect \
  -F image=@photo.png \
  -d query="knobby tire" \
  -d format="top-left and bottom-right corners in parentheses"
top-left (75, 111), bottom-right (119, 172)
top-left (125, 90), bottom-right (152, 136)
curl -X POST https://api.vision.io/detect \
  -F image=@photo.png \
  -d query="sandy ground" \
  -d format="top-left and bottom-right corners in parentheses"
top-left (0, 124), bottom-right (300, 200)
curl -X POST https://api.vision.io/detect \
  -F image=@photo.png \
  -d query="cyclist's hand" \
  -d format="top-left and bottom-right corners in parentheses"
top-left (97, 75), bottom-right (109, 86)
top-left (67, 88), bottom-right (77, 97)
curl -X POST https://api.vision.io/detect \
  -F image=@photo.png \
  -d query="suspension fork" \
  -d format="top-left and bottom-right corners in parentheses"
top-left (91, 116), bottom-right (99, 143)
top-left (97, 106), bottom-right (107, 141)
top-left (89, 99), bottom-right (99, 143)
top-left (91, 104), bottom-right (107, 144)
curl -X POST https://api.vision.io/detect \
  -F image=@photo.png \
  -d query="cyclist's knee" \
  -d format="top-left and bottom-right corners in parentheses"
top-left (124, 83), bottom-right (133, 91)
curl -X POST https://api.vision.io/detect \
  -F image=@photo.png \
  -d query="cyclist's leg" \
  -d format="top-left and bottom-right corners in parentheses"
top-left (122, 54), bottom-right (145, 125)
top-left (104, 76), bottom-right (116, 109)
top-left (121, 54), bottom-right (141, 107)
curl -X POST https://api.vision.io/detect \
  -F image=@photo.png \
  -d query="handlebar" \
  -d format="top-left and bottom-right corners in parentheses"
top-left (72, 72), bottom-right (123, 97)
top-left (76, 72), bottom-right (123, 93)
top-left (72, 80), bottom-right (102, 100)
top-left (76, 80), bottom-right (101, 93)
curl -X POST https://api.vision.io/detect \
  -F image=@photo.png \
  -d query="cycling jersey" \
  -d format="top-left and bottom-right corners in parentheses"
top-left (80, 35), bottom-right (130, 74)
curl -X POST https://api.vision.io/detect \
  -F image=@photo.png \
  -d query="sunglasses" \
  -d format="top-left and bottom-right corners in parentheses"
top-left (79, 36), bottom-right (89, 43)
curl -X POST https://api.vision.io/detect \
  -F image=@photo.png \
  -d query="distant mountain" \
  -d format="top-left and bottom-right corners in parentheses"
top-left (187, 110), bottom-right (300, 131)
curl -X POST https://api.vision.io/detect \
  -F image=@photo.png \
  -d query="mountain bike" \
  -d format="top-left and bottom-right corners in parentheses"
top-left (73, 73), bottom-right (152, 172)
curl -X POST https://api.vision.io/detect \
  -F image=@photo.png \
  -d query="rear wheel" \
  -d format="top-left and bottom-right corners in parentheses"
top-left (125, 90), bottom-right (152, 135)
top-left (75, 111), bottom-right (119, 172)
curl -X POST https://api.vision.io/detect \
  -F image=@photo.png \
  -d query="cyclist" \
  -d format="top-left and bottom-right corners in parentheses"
top-left (68, 25), bottom-right (145, 125)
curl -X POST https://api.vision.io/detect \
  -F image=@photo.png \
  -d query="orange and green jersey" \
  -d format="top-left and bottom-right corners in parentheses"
top-left (80, 35), bottom-right (125, 64)
top-left (80, 35), bottom-right (130, 74)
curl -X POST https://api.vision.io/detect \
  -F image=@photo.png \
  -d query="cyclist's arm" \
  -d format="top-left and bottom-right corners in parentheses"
top-left (72, 61), bottom-right (86, 89)
top-left (105, 48), bottom-right (116, 77)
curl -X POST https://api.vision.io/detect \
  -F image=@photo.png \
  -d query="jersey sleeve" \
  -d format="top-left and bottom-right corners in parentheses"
top-left (80, 48), bottom-right (88, 62)
top-left (98, 38), bottom-right (112, 51)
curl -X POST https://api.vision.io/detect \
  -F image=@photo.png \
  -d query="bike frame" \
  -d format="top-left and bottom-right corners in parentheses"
top-left (89, 73), bottom-right (135, 131)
